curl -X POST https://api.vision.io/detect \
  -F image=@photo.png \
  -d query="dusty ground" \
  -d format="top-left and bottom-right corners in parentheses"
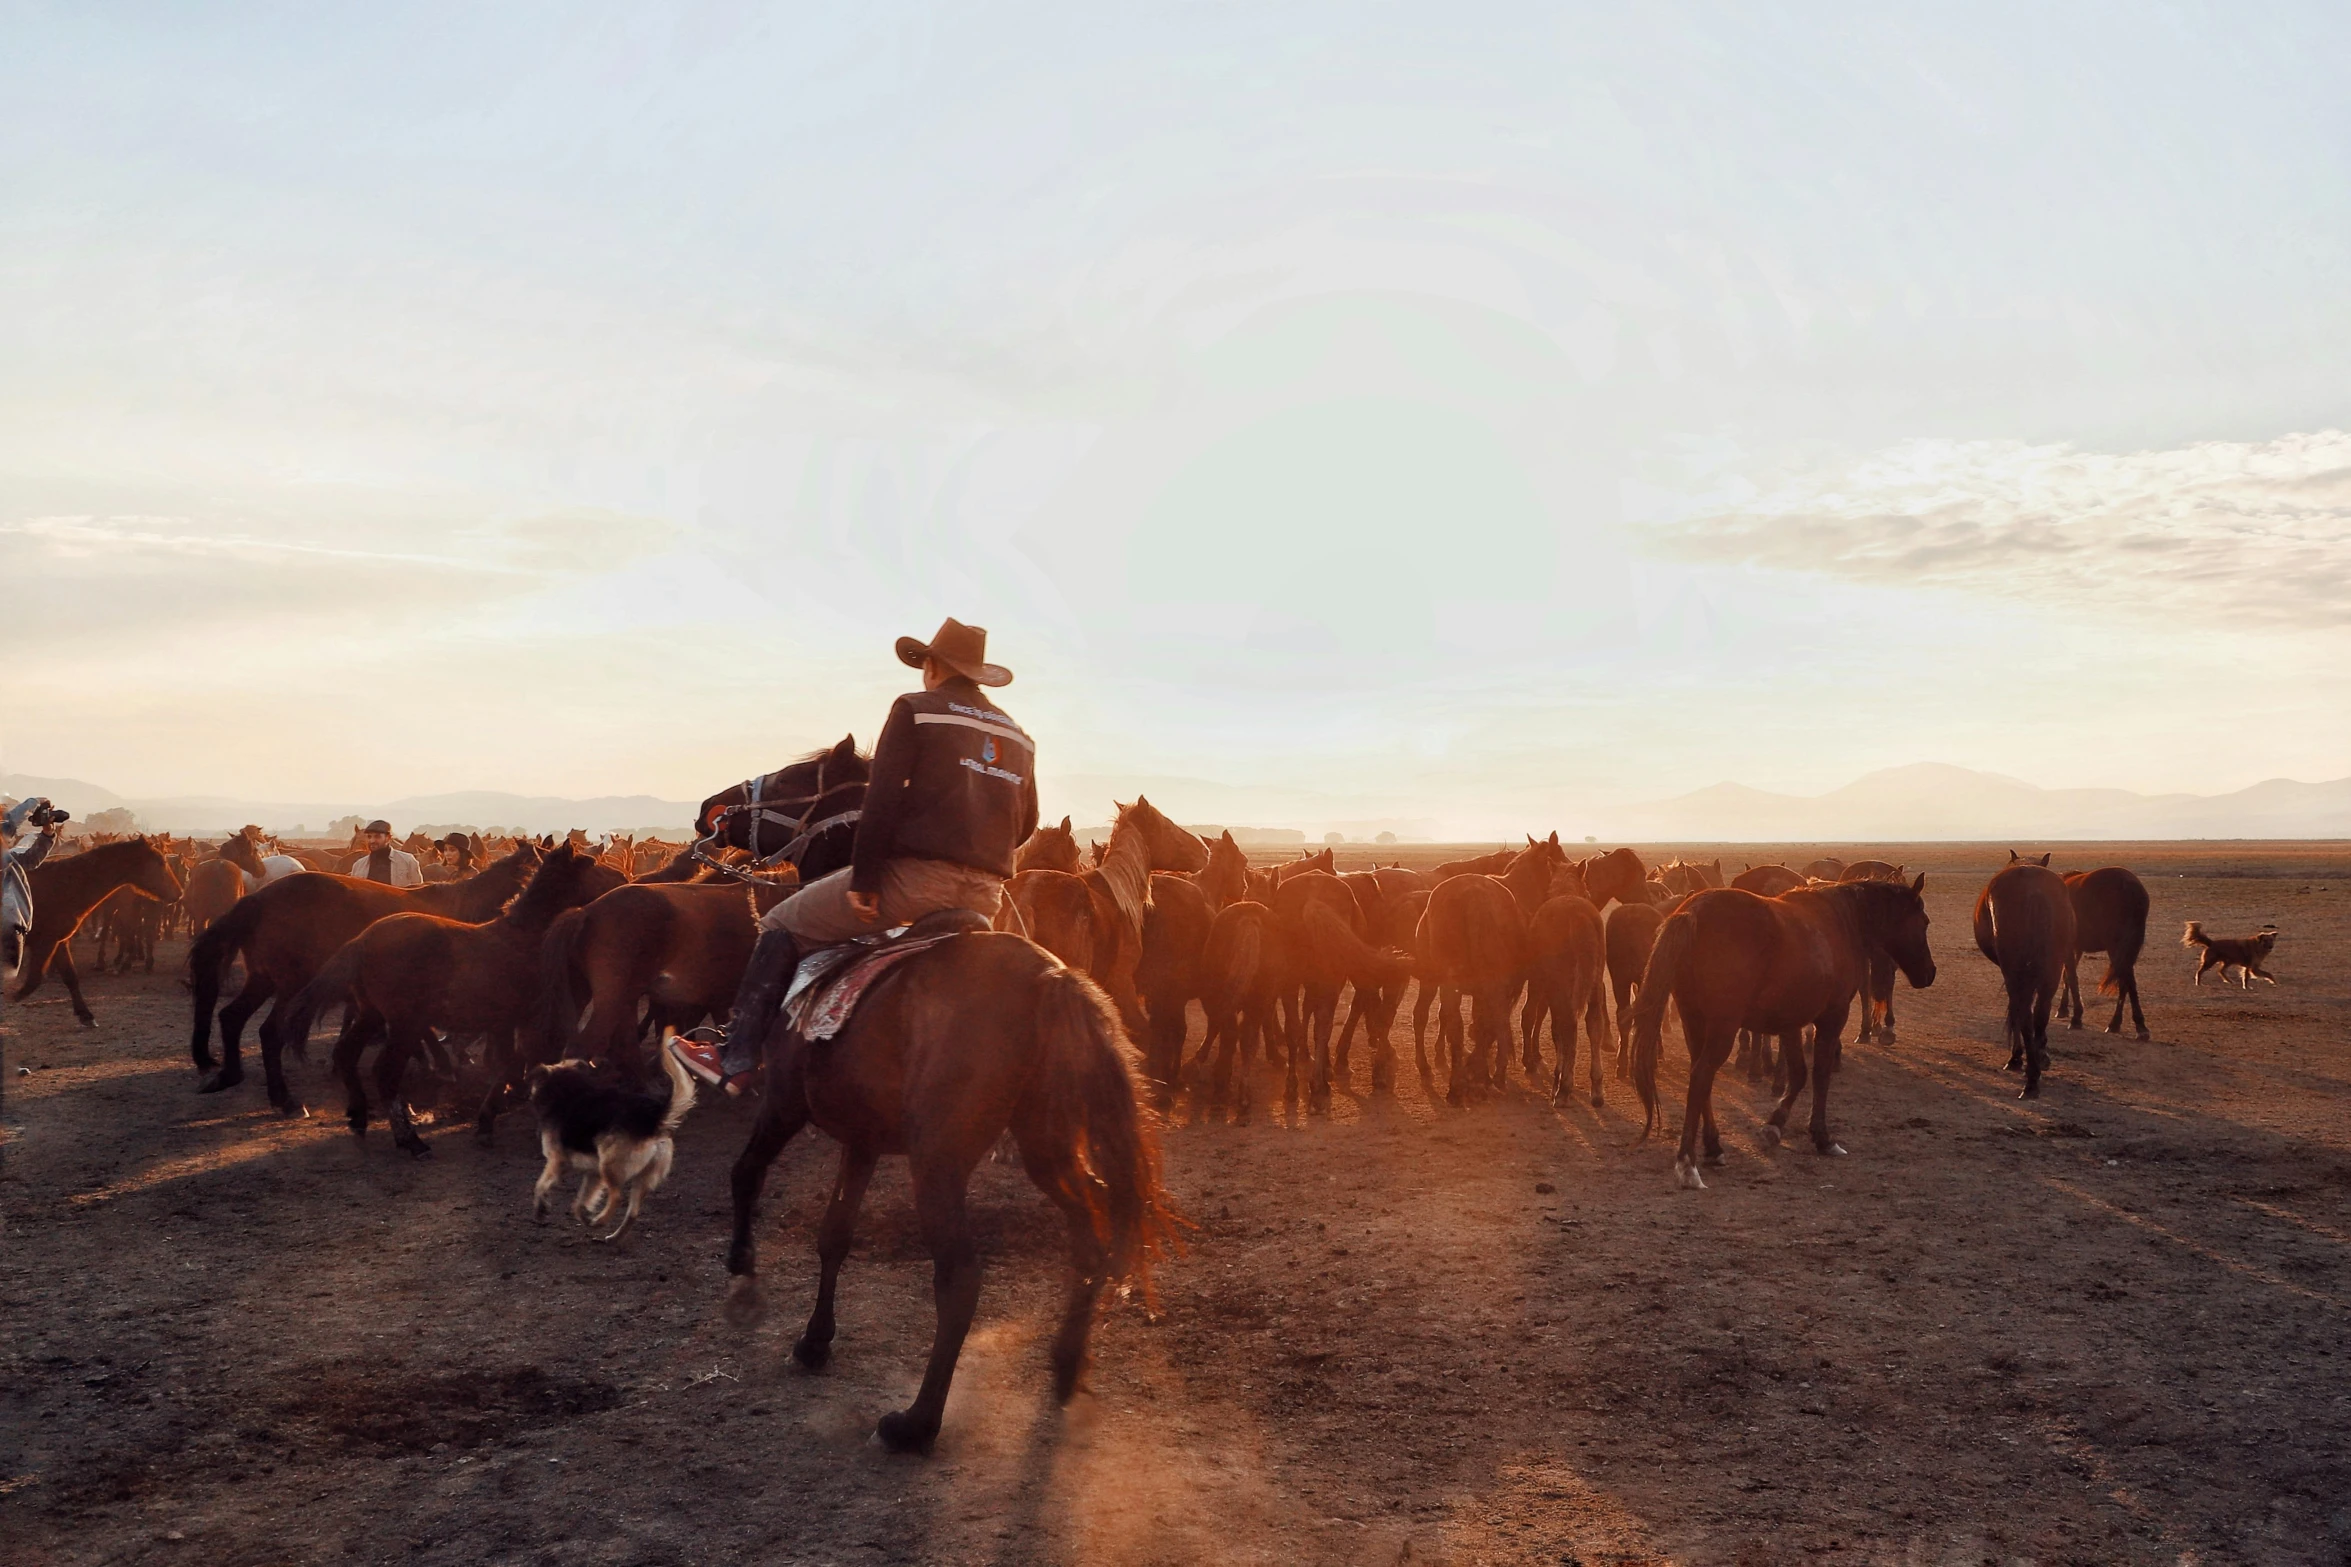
top-left (3, 841), bottom-right (2348, 1566)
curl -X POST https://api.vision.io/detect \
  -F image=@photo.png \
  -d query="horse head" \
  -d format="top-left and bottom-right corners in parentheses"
top-left (1120, 796), bottom-right (1209, 875)
top-left (1016, 816), bottom-right (1082, 874)
top-left (1862, 873), bottom-right (1937, 990)
top-left (128, 836), bottom-right (186, 903)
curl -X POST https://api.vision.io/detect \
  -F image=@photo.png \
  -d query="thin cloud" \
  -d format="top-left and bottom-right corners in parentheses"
top-left (1643, 431), bottom-right (2351, 629)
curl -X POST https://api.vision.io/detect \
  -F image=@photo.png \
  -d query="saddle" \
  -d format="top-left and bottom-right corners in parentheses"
top-left (781, 908), bottom-right (992, 1042)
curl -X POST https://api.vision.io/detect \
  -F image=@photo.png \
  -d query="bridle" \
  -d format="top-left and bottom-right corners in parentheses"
top-left (688, 755), bottom-right (866, 884)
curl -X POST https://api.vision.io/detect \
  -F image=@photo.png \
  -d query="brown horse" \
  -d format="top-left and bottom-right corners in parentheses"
top-left (1008, 798), bottom-right (1207, 1030)
top-left (1522, 892), bottom-right (1610, 1106)
top-left (1731, 864), bottom-right (1806, 896)
top-left (1191, 830), bottom-right (1250, 911)
top-left (1273, 846), bottom-right (1335, 885)
top-left (1134, 871), bottom-right (1213, 1091)
top-left (1416, 870), bottom-right (1527, 1105)
top-left (1196, 899), bottom-right (1290, 1122)
top-left (1632, 878), bottom-right (1935, 1187)
top-left (1576, 845), bottom-right (1649, 908)
top-left (723, 933), bottom-right (1178, 1453)
top-left (278, 844), bottom-right (607, 1154)
top-left (2059, 867), bottom-right (2151, 1039)
top-left (1972, 857), bottom-right (2075, 1098)
top-left (1015, 816), bottom-right (1082, 874)
top-left (1268, 870), bottom-right (1402, 1111)
top-left (536, 881), bottom-right (779, 1068)
top-left (187, 840), bottom-right (542, 1110)
top-left (181, 842), bottom-right (250, 937)
top-left (1433, 845), bottom-right (1514, 883)
top-left (1800, 856), bottom-right (1847, 883)
top-left (11, 839), bottom-right (185, 1023)
top-left (1605, 899), bottom-right (1666, 1068)
top-left (694, 736), bottom-right (866, 862)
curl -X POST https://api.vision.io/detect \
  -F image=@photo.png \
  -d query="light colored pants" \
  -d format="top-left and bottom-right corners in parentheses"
top-left (760, 859), bottom-right (1006, 944)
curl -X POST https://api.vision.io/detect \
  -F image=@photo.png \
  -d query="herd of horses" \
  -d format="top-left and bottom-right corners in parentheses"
top-left (1, 746), bottom-right (2173, 1451)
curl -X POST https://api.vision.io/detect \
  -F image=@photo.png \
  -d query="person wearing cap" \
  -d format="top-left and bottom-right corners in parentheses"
top-left (672, 618), bottom-right (1039, 1092)
top-left (346, 820), bottom-right (424, 887)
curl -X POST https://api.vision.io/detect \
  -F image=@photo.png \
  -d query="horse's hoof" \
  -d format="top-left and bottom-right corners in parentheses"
top-left (1589, 1092), bottom-right (1605, 1109)
top-left (722, 1275), bottom-right (765, 1330)
top-left (196, 1068), bottom-right (242, 1094)
top-left (473, 1121), bottom-right (496, 1143)
top-left (272, 1098), bottom-right (307, 1119)
top-left (1758, 1124), bottom-right (1783, 1150)
top-left (1878, 1030), bottom-right (1896, 1046)
top-left (1700, 1150), bottom-right (1725, 1167)
top-left (874, 1410), bottom-right (937, 1455)
top-left (2135, 1031), bottom-right (2152, 1042)
top-left (2018, 1084), bottom-right (2041, 1101)
top-left (1818, 1142), bottom-right (1848, 1158)
top-left (403, 1141), bottom-right (433, 1160)
top-left (1672, 1160), bottom-right (1707, 1191)
top-left (75, 1016), bottom-right (97, 1030)
top-left (792, 1335), bottom-right (831, 1371)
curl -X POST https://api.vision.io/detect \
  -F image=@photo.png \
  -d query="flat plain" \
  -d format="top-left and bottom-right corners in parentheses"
top-left (3, 842), bottom-right (2346, 1566)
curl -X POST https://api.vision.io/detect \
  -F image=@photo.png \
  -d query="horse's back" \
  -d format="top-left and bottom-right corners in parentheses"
top-left (2066, 867), bottom-right (2149, 954)
top-left (1982, 865), bottom-right (2075, 981)
top-left (1418, 874), bottom-right (1522, 981)
top-left (811, 933), bottom-right (1075, 1153)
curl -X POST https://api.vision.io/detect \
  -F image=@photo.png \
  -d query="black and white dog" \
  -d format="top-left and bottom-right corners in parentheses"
top-left (529, 1038), bottom-right (696, 1242)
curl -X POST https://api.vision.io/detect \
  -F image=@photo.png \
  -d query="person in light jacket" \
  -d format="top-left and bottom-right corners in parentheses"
top-left (345, 819), bottom-right (424, 886)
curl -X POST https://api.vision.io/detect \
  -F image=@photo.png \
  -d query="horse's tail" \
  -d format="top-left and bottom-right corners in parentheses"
top-left (657, 1029), bottom-right (698, 1135)
top-left (1031, 964), bottom-right (1182, 1305)
top-left (2101, 917), bottom-right (2146, 995)
top-left (277, 938), bottom-right (364, 1060)
top-left (1629, 909), bottom-right (1697, 1141)
top-left (1973, 894), bottom-right (2001, 965)
top-left (187, 892), bottom-right (261, 1068)
top-left (1201, 913), bottom-right (1263, 1014)
top-left (536, 907), bottom-right (588, 1064)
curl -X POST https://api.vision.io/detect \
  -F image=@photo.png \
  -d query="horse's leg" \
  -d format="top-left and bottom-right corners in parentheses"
top-left (876, 1157), bottom-right (984, 1454)
top-left (1762, 1028), bottom-right (1813, 1151)
top-left (1018, 1142), bottom-right (1111, 1405)
top-left (1333, 988), bottom-right (1361, 1085)
top-left (204, 977), bottom-right (272, 1093)
top-left (1674, 1029), bottom-right (1729, 1190)
top-left (2062, 954), bottom-right (2083, 1029)
top-left (1808, 1017), bottom-right (1847, 1155)
top-left (2022, 979), bottom-right (2055, 1099)
top-left (1309, 987), bottom-right (1337, 1113)
top-left (334, 1013), bottom-right (374, 1137)
top-left (794, 1146), bottom-right (879, 1370)
top-left (1440, 986), bottom-right (1470, 1107)
top-left (2124, 964), bottom-right (2149, 1040)
top-left (1517, 989), bottom-right (1543, 1083)
top-left (52, 944), bottom-right (95, 1026)
top-left (722, 1076), bottom-right (810, 1324)
top-left (1412, 981), bottom-right (1436, 1089)
top-left (1583, 985), bottom-right (1610, 1108)
top-left (379, 1025), bottom-right (430, 1156)
top-left (473, 1026), bottom-right (518, 1140)
top-left (1369, 982), bottom-right (1399, 1095)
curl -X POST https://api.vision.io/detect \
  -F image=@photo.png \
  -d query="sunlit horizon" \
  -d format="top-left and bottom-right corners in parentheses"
top-left (8, 6), bottom-right (2350, 835)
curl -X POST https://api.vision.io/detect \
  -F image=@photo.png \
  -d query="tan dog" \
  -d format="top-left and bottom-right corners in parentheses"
top-left (2182, 922), bottom-right (2280, 989)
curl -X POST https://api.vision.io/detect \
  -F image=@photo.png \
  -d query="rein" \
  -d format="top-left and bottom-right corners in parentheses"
top-left (691, 771), bottom-right (865, 885)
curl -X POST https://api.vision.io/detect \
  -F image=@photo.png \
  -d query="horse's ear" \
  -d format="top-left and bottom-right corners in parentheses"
top-left (2008, 849), bottom-right (2020, 862)
top-left (835, 734), bottom-right (858, 758)
top-left (1912, 873), bottom-right (1927, 894)
top-left (1058, 816), bottom-right (1071, 834)
top-left (1548, 831), bottom-right (1559, 847)
top-left (2036, 852), bottom-right (2051, 867)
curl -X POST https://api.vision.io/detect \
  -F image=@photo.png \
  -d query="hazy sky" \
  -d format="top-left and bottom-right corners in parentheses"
top-left (7, 3), bottom-right (2350, 834)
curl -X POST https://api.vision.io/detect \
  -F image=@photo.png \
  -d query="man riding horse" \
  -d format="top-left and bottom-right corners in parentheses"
top-left (670, 617), bottom-right (1039, 1092)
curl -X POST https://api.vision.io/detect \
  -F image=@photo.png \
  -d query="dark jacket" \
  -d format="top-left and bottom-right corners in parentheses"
top-left (850, 678), bottom-right (1040, 893)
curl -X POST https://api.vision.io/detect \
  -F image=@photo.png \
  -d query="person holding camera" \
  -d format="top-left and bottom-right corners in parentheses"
top-left (3, 796), bottom-right (66, 872)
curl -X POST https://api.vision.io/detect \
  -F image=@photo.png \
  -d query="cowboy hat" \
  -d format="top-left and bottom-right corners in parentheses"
top-left (895, 617), bottom-right (1012, 687)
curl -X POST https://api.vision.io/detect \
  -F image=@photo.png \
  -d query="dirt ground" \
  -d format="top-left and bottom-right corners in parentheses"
top-left (3, 841), bottom-right (2348, 1566)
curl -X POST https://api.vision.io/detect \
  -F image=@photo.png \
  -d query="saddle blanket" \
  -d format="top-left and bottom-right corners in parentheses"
top-left (783, 931), bottom-right (959, 1042)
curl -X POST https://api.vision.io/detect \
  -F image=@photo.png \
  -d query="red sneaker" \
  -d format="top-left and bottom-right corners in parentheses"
top-left (668, 1030), bottom-right (761, 1096)
top-left (666, 1031), bottom-right (726, 1087)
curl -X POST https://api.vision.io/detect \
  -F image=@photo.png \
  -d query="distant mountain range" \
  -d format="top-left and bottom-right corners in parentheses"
top-left (0, 775), bottom-right (700, 836)
top-left (1602, 763), bottom-right (2351, 842)
top-left (7, 761), bottom-right (2349, 841)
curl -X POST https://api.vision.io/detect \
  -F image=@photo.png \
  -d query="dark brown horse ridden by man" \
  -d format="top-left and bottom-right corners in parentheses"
top-left (1973, 853), bottom-right (2077, 1099)
top-left (714, 620), bottom-right (1178, 1454)
top-left (1631, 876), bottom-right (1935, 1189)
